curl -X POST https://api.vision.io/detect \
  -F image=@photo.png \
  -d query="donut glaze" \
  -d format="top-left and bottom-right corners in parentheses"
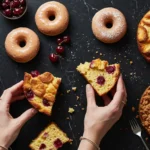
top-left (35, 1), bottom-right (69, 36)
top-left (5, 27), bottom-right (40, 63)
top-left (92, 7), bottom-right (127, 43)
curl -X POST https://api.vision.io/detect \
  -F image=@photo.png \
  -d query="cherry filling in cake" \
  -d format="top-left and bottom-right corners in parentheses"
top-left (42, 99), bottom-right (50, 106)
top-left (26, 90), bottom-right (34, 99)
top-left (97, 76), bottom-right (105, 85)
top-left (42, 132), bottom-right (49, 139)
top-left (31, 70), bottom-right (40, 77)
top-left (106, 66), bottom-right (116, 74)
top-left (39, 143), bottom-right (46, 150)
top-left (54, 138), bottom-right (63, 148)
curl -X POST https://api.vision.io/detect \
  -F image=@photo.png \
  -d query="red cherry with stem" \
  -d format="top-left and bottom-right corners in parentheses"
top-left (3, 9), bottom-right (12, 17)
top-left (63, 36), bottom-right (71, 43)
top-left (20, 0), bottom-right (26, 5)
top-left (57, 38), bottom-right (63, 45)
top-left (56, 46), bottom-right (64, 54)
top-left (13, 8), bottom-right (23, 16)
top-left (49, 53), bottom-right (59, 62)
top-left (2, 3), bottom-right (9, 9)
top-left (10, 0), bottom-right (20, 8)
top-left (4, 0), bottom-right (10, 5)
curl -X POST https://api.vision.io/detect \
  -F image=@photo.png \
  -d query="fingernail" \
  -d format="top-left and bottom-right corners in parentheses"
top-left (31, 108), bottom-right (38, 114)
top-left (86, 84), bottom-right (92, 90)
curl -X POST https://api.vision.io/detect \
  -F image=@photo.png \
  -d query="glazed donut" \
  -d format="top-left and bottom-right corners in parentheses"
top-left (35, 1), bottom-right (69, 36)
top-left (92, 7), bottom-right (127, 43)
top-left (5, 27), bottom-right (40, 63)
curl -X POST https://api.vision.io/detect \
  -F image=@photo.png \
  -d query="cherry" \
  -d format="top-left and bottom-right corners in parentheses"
top-left (54, 139), bottom-right (63, 148)
top-left (42, 132), bottom-right (49, 139)
top-left (49, 53), bottom-right (59, 62)
top-left (31, 70), bottom-right (40, 77)
top-left (4, 0), bottom-right (10, 5)
top-left (97, 76), bottom-right (105, 85)
top-left (106, 66), bottom-right (116, 74)
top-left (26, 90), bottom-right (34, 99)
top-left (13, 8), bottom-right (23, 16)
top-left (43, 99), bottom-right (50, 107)
top-left (19, 0), bottom-right (26, 5)
top-left (39, 143), bottom-right (46, 150)
top-left (3, 9), bottom-right (12, 17)
top-left (1, 3), bottom-right (9, 9)
top-left (57, 38), bottom-right (63, 45)
top-left (10, 0), bottom-right (20, 8)
top-left (56, 46), bottom-right (64, 54)
top-left (63, 36), bottom-right (71, 43)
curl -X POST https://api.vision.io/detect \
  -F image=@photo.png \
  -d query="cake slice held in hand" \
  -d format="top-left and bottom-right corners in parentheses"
top-left (77, 58), bottom-right (120, 96)
top-left (23, 71), bottom-right (61, 116)
top-left (30, 123), bottom-right (71, 150)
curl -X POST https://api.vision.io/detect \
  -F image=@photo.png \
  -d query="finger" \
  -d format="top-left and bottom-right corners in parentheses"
top-left (86, 84), bottom-right (96, 107)
top-left (16, 108), bottom-right (37, 128)
top-left (102, 95), bottom-right (111, 106)
top-left (1, 81), bottom-right (23, 104)
top-left (12, 95), bottom-right (25, 102)
top-left (109, 75), bottom-right (127, 109)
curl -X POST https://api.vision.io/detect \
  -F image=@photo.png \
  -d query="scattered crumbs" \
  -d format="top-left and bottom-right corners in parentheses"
top-left (130, 72), bottom-right (133, 76)
top-left (72, 87), bottom-right (77, 91)
top-left (68, 107), bottom-right (75, 113)
top-left (114, 57), bottom-right (116, 60)
top-left (100, 53), bottom-right (103, 56)
top-left (74, 105), bottom-right (78, 107)
top-left (82, 108), bottom-right (85, 110)
top-left (146, 137), bottom-right (149, 141)
top-left (96, 51), bottom-right (98, 54)
top-left (70, 142), bottom-right (73, 145)
top-left (67, 90), bottom-right (71, 93)
top-left (132, 107), bottom-right (135, 112)
top-left (136, 115), bottom-right (139, 118)
top-left (93, 57), bottom-right (95, 59)
top-left (77, 96), bottom-right (80, 100)
top-left (130, 61), bottom-right (133, 64)
top-left (66, 117), bottom-right (69, 120)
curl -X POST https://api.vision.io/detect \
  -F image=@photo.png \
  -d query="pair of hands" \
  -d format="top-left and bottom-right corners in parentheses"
top-left (0, 75), bottom-right (127, 150)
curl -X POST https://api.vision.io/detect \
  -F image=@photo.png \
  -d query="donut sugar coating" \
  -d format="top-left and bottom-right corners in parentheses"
top-left (5, 27), bottom-right (40, 63)
top-left (92, 7), bottom-right (127, 43)
top-left (35, 1), bottom-right (69, 36)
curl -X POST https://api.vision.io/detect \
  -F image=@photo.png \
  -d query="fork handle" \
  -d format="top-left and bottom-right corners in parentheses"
top-left (140, 137), bottom-right (149, 150)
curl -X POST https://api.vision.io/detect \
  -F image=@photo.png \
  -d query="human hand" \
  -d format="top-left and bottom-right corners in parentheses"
top-left (0, 81), bottom-right (37, 149)
top-left (79, 75), bottom-right (127, 149)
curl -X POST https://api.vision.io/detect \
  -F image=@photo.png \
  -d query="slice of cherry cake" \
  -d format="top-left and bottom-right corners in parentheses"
top-left (77, 58), bottom-right (120, 96)
top-left (30, 123), bottom-right (70, 150)
top-left (23, 71), bottom-right (61, 116)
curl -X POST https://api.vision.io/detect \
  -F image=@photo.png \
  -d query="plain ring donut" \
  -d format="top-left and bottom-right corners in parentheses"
top-left (92, 7), bottom-right (127, 43)
top-left (35, 1), bottom-right (69, 36)
top-left (5, 27), bottom-right (40, 63)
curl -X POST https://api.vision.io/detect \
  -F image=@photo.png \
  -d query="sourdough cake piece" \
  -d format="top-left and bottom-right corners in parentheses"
top-left (139, 86), bottom-right (150, 134)
top-left (137, 11), bottom-right (150, 62)
top-left (76, 58), bottom-right (120, 96)
top-left (23, 72), bottom-right (61, 116)
top-left (30, 123), bottom-right (70, 150)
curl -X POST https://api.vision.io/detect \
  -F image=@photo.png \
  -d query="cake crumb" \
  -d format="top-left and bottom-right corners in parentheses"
top-left (146, 137), bottom-right (148, 141)
top-left (66, 117), bottom-right (69, 120)
top-left (76, 96), bottom-right (80, 100)
top-left (68, 108), bottom-right (75, 113)
top-left (132, 107), bottom-right (135, 112)
top-left (114, 57), bottom-right (116, 60)
top-left (82, 108), bottom-right (85, 110)
top-left (136, 115), bottom-right (139, 118)
top-left (130, 61), bottom-right (133, 64)
top-left (93, 57), bottom-right (95, 59)
top-left (96, 51), bottom-right (98, 54)
top-left (74, 105), bottom-right (78, 107)
top-left (100, 53), bottom-right (103, 56)
top-left (130, 73), bottom-right (133, 76)
top-left (72, 87), bottom-right (77, 91)
top-left (67, 90), bottom-right (71, 93)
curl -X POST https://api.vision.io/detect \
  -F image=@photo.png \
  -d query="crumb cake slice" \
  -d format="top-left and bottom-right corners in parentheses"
top-left (30, 123), bottom-right (70, 150)
top-left (76, 58), bottom-right (120, 96)
top-left (139, 86), bottom-right (150, 134)
top-left (23, 71), bottom-right (61, 116)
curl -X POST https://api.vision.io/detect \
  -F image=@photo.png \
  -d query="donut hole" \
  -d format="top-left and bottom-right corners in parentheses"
top-left (105, 19), bottom-right (113, 29)
top-left (19, 40), bottom-right (26, 47)
top-left (49, 14), bottom-right (55, 21)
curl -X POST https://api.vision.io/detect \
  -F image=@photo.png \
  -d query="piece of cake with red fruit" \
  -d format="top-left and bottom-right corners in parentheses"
top-left (23, 71), bottom-right (61, 116)
top-left (29, 123), bottom-right (71, 150)
top-left (77, 58), bottom-right (120, 96)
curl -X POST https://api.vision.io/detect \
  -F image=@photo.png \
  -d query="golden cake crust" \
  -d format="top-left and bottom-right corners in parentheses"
top-left (23, 72), bottom-right (61, 116)
top-left (137, 11), bottom-right (150, 62)
top-left (76, 58), bottom-right (120, 96)
top-left (29, 122), bottom-right (71, 150)
top-left (139, 86), bottom-right (150, 134)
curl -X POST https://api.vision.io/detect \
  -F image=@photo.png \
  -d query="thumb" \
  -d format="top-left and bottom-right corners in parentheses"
top-left (16, 108), bottom-right (37, 128)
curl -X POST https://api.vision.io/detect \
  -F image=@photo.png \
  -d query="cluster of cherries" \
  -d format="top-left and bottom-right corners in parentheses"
top-left (1, 0), bottom-right (26, 17)
top-left (49, 35), bottom-right (71, 62)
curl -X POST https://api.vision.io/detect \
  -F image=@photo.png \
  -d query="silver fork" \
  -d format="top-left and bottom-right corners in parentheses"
top-left (129, 118), bottom-right (149, 150)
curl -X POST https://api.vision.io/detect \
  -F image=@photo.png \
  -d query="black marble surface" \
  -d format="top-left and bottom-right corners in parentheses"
top-left (0, 0), bottom-right (150, 150)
